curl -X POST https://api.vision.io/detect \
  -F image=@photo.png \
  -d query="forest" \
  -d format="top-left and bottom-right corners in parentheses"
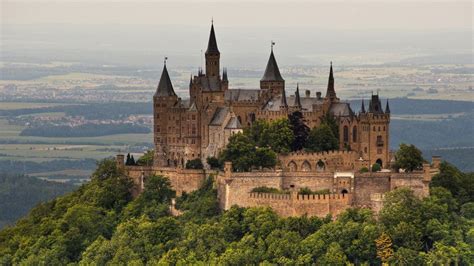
top-left (0, 159), bottom-right (472, 265)
top-left (20, 123), bottom-right (150, 138)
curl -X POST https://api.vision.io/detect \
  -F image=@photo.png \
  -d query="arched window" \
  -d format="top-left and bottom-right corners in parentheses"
top-left (352, 126), bottom-right (357, 142)
top-left (302, 161), bottom-right (311, 171)
top-left (343, 126), bottom-right (349, 143)
top-left (288, 161), bottom-right (297, 172)
top-left (317, 160), bottom-right (325, 172)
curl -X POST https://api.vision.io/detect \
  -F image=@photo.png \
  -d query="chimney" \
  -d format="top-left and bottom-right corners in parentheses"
top-left (316, 91), bottom-right (322, 99)
top-left (305, 90), bottom-right (311, 98)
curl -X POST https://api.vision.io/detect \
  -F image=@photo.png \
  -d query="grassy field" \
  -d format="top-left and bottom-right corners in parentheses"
top-left (0, 102), bottom-right (71, 110)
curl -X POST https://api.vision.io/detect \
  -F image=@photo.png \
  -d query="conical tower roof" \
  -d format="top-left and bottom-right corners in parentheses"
top-left (155, 63), bottom-right (177, 97)
top-left (261, 49), bottom-right (284, 82)
top-left (205, 23), bottom-right (219, 54)
top-left (361, 99), bottom-right (366, 113)
top-left (294, 84), bottom-right (302, 108)
top-left (280, 88), bottom-right (288, 108)
top-left (325, 62), bottom-right (336, 99)
top-left (385, 99), bottom-right (391, 113)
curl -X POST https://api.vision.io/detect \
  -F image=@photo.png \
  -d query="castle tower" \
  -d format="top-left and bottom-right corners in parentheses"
top-left (205, 22), bottom-right (220, 77)
top-left (357, 94), bottom-right (390, 168)
top-left (222, 68), bottom-right (229, 90)
top-left (325, 62), bottom-right (338, 101)
top-left (153, 60), bottom-right (178, 166)
top-left (260, 43), bottom-right (285, 98)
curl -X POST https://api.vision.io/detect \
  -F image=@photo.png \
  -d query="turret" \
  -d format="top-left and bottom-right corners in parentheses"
top-left (260, 42), bottom-right (285, 97)
top-left (385, 99), bottom-right (390, 114)
top-left (294, 83), bottom-right (302, 109)
top-left (205, 22), bottom-right (220, 77)
top-left (325, 62), bottom-right (337, 101)
top-left (222, 67), bottom-right (229, 90)
top-left (155, 59), bottom-right (177, 99)
top-left (361, 99), bottom-right (366, 113)
top-left (280, 87), bottom-right (288, 109)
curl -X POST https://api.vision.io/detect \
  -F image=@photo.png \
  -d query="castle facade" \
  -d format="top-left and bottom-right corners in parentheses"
top-left (118, 23), bottom-right (440, 218)
top-left (153, 23), bottom-right (390, 170)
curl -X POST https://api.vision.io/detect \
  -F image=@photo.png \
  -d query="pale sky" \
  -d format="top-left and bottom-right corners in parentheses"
top-left (3, 1), bottom-right (472, 30)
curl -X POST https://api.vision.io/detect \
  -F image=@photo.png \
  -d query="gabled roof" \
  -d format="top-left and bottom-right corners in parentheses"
top-left (155, 64), bottom-right (177, 97)
top-left (188, 102), bottom-right (197, 111)
top-left (205, 23), bottom-right (219, 54)
top-left (225, 116), bottom-right (242, 129)
top-left (209, 106), bottom-right (229, 126)
top-left (261, 50), bottom-right (284, 82)
top-left (329, 102), bottom-right (355, 117)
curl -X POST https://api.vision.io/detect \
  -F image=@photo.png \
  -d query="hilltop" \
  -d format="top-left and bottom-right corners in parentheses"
top-left (0, 159), bottom-right (472, 264)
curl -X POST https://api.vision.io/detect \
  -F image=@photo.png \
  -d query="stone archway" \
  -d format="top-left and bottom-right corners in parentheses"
top-left (302, 160), bottom-right (311, 172)
top-left (288, 161), bottom-right (297, 172)
top-left (376, 158), bottom-right (383, 168)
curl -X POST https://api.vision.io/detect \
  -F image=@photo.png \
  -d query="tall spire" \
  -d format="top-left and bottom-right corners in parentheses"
top-left (189, 74), bottom-right (193, 88)
top-left (385, 99), bottom-right (391, 113)
top-left (222, 68), bottom-right (228, 82)
top-left (205, 22), bottom-right (219, 55)
top-left (280, 88), bottom-right (288, 108)
top-left (325, 61), bottom-right (336, 99)
top-left (361, 99), bottom-right (366, 113)
top-left (155, 59), bottom-right (177, 97)
top-left (261, 44), bottom-right (284, 82)
top-left (294, 83), bottom-right (302, 109)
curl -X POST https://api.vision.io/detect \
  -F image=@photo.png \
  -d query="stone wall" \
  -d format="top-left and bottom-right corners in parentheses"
top-left (237, 192), bottom-right (351, 217)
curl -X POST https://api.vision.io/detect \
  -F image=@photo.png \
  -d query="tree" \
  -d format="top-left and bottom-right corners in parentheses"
top-left (288, 111), bottom-right (309, 151)
top-left (394, 143), bottom-right (424, 172)
top-left (219, 133), bottom-right (256, 172)
top-left (255, 148), bottom-right (277, 169)
top-left (431, 162), bottom-right (474, 205)
top-left (320, 113), bottom-right (339, 138)
top-left (186, 159), bottom-right (204, 169)
top-left (372, 163), bottom-right (381, 172)
top-left (305, 124), bottom-right (339, 152)
top-left (260, 118), bottom-right (294, 153)
top-left (244, 119), bottom-right (269, 145)
top-left (206, 157), bottom-right (221, 169)
top-left (318, 242), bottom-right (349, 266)
top-left (375, 232), bottom-right (394, 263)
top-left (136, 150), bottom-right (154, 166)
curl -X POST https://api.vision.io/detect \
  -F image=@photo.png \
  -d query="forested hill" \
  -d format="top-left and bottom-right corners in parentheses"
top-left (0, 159), bottom-right (473, 264)
top-left (0, 174), bottom-right (74, 229)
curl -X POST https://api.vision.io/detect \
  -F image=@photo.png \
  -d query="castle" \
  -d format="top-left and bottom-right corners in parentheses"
top-left (117, 23), bottom-right (440, 217)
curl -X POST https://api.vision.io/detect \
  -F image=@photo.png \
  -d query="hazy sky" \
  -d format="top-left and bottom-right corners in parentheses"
top-left (3, 1), bottom-right (472, 30)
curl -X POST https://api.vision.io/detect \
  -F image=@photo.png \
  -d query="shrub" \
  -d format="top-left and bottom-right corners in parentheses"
top-left (186, 159), bottom-right (204, 169)
top-left (251, 186), bottom-right (289, 194)
top-left (360, 167), bottom-right (369, 173)
top-left (372, 163), bottom-right (381, 172)
top-left (298, 187), bottom-right (330, 195)
top-left (206, 157), bottom-right (221, 169)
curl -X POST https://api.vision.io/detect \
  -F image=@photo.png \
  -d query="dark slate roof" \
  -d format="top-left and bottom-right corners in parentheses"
top-left (225, 89), bottom-right (261, 102)
top-left (225, 116), bottom-right (242, 129)
top-left (155, 64), bottom-right (177, 97)
top-left (325, 62), bottom-right (336, 99)
top-left (206, 24), bottom-right (219, 54)
top-left (280, 88), bottom-right (288, 108)
top-left (294, 84), bottom-right (302, 108)
top-left (209, 106), bottom-right (229, 126)
top-left (361, 99), bottom-right (366, 113)
top-left (264, 95), bottom-right (323, 111)
top-left (329, 102), bottom-right (355, 117)
top-left (197, 76), bottom-right (221, 91)
top-left (261, 50), bottom-right (284, 82)
top-left (368, 94), bottom-right (384, 114)
top-left (385, 99), bottom-right (391, 113)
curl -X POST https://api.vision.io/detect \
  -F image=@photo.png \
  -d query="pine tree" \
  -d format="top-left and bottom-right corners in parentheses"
top-left (130, 155), bottom-right (136, 165)
top-left (125, 153), bottom-right (131, 166)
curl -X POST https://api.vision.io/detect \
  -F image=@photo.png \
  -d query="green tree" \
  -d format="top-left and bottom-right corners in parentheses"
top-left (185, 158), bottom-right (204, 169)
top-left (305, 124), bottom-right (339, 152)
top-left (206, 157), bottom-right (221, 169)
top-left (375, 232), bottom-right (394, 263)
top-left (244, 119), bottom-right (269, 144)
top-left (288, 111), bottom-right (309, 151)
top-left (372, 163), bottom-right (381, 172)
top-left (260, 118), bottom-right (294, 153)
top-left (394, 143), bottom-right (424, 172)
top-left (318, 242), bottom-right (349, 266)
top-left (136, 150), bottom-right (154, 166)
top-left (255, 147), bottom-right (277, 169)
top-left (219, 133), bottom-right (256, 172)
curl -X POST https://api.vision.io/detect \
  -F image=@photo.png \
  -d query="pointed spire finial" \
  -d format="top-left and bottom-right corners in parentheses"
top-left (361, 99), bottom-right (366, 113)
top-left (271, 40), bottom-right (275, 52)
top-left (294, 83), bottom-right (302, 109)
top-left (164, 56), bottom-right (168, 65)
top-left (211, 17), bottom-right (213, 25)
top-left (325, 62), bottom-right (336, 99)
top-left (385, 99), bottom-right (391, 113)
